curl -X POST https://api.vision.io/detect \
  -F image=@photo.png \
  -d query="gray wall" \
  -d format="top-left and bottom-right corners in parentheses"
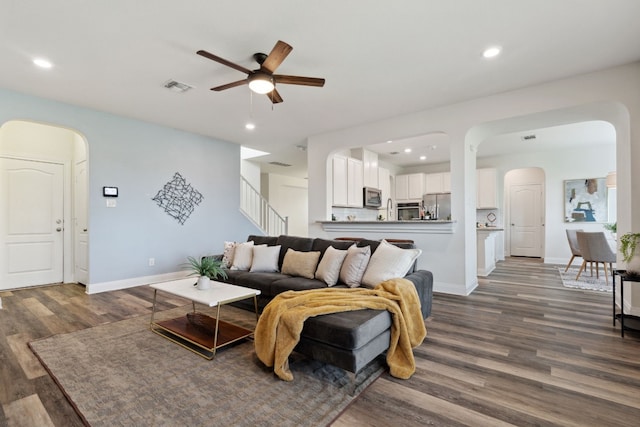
top-left (0, 88), bottom-right (260, 286)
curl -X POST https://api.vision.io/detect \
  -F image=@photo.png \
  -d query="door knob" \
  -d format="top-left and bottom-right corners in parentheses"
top-left (56, 227), bottom-right (62, 232)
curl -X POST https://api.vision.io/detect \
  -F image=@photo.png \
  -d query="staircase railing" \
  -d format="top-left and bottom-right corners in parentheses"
top-left (240, 176), bottom-right (288, 236)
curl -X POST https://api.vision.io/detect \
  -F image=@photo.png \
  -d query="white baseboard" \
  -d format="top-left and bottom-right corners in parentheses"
top-left (434, 279), bottom-right (477, 296)
top-left (86, 271), bottom-right (190, 294)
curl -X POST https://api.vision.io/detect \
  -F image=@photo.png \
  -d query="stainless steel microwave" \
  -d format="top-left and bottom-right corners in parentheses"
top-left (363, 187), bottom-right (382, 208)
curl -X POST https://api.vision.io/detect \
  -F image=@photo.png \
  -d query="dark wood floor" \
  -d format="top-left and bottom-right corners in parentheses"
top-left (1, 258), bottom-right (639, 426)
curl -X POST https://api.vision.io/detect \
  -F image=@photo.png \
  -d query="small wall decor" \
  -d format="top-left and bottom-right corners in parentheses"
top-left (564, 177), bottom-right (608, 223)
top-left (103, 186), bottom-right (118, 197)
top-left (152, 172), bottom-right (203, 225)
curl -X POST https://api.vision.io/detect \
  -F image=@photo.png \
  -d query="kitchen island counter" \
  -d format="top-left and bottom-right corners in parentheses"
top-left (318, 220), bottom-right (456, 234)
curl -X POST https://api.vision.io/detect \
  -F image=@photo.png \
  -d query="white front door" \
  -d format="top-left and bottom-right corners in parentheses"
top-left (0, 158), bottom-right (64, 289)
top-left (510, 183), bottom-right (543, 257)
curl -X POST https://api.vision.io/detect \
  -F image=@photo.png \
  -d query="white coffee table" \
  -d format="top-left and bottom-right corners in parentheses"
top-left (149, 278), bottom-right (260, 359)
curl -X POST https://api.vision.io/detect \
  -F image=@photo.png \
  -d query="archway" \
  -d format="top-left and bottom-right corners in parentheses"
top-left (0, 120), bottom-right (88, 289)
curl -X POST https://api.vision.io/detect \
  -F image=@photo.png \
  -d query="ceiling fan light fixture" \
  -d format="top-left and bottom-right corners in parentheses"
top-left (248, 73), bottom-right (275, 94)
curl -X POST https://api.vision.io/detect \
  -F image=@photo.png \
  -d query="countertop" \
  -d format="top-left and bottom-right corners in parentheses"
top-left (320, 220), bottom-right (455, 224)
top-left (317, 219), bottom-right (457, 234)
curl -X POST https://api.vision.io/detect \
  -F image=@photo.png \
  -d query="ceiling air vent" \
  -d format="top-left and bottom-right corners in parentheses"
top-left (163, 79), bottom-right (193, 93)
top-left (521, 134), bottom-right (536, 141)
top-left (269, 161), bottom-right (292, 167)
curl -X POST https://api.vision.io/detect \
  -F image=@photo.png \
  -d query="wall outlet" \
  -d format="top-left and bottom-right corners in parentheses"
top-left (148, 258), bottom-right (155, 266)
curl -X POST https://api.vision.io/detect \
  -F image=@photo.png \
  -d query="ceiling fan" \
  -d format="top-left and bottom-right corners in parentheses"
top-left (197, 40), bottom-right (325, 104)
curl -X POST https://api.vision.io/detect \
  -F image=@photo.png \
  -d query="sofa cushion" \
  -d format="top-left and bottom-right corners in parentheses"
top-left (339, 245), bottom-right (371, 287)
top-left (248, 235), bottom-right (279, 246)
top-left (281, 248), bottom-right (321, 279)
top-left (250, 245), bottom-right (281, 273)
top-left (311, 238), bottom-right (354, 259)
top-left (301, 309), bottom-right (392, 350)
top-left (315, 246), bottom-right (348, 286)
top-left (270, 276), bottom-right (327, 296)
top-left (231, 271), bottom-right (289, 294)
top-left (361, 240), bottom-right (422, 288)
top-left (275, 235), bottom-right (315, 269)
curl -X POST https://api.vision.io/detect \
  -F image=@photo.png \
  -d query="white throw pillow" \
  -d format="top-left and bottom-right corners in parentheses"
top-left (315, 246), bottom-right (348, 286)
top-left (250, 245), bottom-right (281, 273)
top-left (361, 240), bottom-right (422, 288)
top-left (230, 241), bottom-right (255, 270)
top-left (221, 241), bottom-right (237, 268)
top-left (339, 244), bottom-right (371, 288)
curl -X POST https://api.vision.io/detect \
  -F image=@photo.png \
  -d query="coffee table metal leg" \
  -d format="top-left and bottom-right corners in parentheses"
top-left (212, 304), bottom-right (221, 358)
top-left (150, 289), bottom-right (158, 327)
top-left (253, 295), bottom-right (259, 322)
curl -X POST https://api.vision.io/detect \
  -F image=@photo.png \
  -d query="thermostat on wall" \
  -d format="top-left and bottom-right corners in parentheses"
top-left (103, 186), bottom-right (118, 197)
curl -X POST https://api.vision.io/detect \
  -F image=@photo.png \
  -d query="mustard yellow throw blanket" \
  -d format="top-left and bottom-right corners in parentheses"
top-left (254, 278), bottom-right (427, 381)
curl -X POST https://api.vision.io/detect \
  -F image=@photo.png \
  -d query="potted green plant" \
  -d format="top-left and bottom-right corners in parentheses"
top-left (603, 222), bottom-right (617, 234)
top-left (184, 256), bottom-right (228, 290)
top-left (619, 232), bottom-right (640, 275)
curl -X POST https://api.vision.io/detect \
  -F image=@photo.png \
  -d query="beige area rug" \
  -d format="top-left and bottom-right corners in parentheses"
top-left (29, 305), bottom-right (384, 427)
top-left (559, 266), bottom-right (613, 292)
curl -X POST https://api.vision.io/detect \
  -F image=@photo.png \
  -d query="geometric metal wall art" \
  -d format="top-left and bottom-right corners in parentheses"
top-left (152, 172), bottom-right (204, 225)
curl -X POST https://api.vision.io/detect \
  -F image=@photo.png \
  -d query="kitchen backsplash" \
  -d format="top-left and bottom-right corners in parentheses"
top-left (332, 207), bottom-right (381, 221)
top-left (476, 209), bottom-right (501, 226)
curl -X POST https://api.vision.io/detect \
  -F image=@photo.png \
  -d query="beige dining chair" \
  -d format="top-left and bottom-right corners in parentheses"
top-left (575, 231), bottom-right (616, 285)
top-left (564, 229), bottom-right (583, 272)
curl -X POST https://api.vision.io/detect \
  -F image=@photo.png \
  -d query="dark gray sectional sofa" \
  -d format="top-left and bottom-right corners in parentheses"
top-left (216, 234), bottom-right (433, 376)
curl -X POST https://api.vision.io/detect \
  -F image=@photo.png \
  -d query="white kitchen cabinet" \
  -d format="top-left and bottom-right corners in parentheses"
top-left (477, 168), bottom-right (497, 209)
top-left (332, 155), bottom-right (363, 207)
top-left (395, 174), bottom-right (409, 201)
top-left (347, 157), bottom-right (363, 207)
top-left (332, 155), bottom-right (348, 206)
top-left (395, 173), bottom-right (424, 202)
top-left (425, 172), bottom-right (451, 194)
top-left (378, 167), bottom-right (391, 206)
top-left (351, 148), bottom-right (378, 188)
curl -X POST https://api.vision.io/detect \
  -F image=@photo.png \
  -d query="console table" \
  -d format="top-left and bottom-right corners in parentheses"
top-left (613, 270), bottom-right (640, 337)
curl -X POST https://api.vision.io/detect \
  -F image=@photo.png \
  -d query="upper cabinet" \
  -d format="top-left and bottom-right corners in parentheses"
top-left (351, 148), bottom-right (378, 188)
top-left (425, 172), bottom-right (451, 194)
top-left (332, 155), bottom-right (363, 207)
top-left (395, 173), bottom-right (424, 202)
top-left (477, 168), bottom-right (497, 209)
top-left (378, 167), bottom-right (391, 205)
top-left (347, 157), bottom-right (363, 207)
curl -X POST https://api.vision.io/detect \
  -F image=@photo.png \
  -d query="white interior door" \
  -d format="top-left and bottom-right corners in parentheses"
top-left (0, 158), bottom-right (64, 289)
top-left (510, 183), bottom-right (543, 257)
top-left (74, 160), bottom-right (89, 284)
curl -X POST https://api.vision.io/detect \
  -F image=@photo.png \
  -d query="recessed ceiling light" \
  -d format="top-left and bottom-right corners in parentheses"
top-left (420, 155), bottom-right (427, 160)
top-left (404, 148), bottom-right (412, 153)
top-left (386, 140), bottom-right (393, 143)
top-left (33, 58), bottom-right (53, 69)
top-left (245, 123), bottom-right (255, 130)
top-left (482, 46), bottom-right (501, 59)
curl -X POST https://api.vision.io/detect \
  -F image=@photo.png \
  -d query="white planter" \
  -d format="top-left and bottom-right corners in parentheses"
top-left (196, 276), bottom-right (211, 290)
top-left (626, 253), bottom-right (640, 275)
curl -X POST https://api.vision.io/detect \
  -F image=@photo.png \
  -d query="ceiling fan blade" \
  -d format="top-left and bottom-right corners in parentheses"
top-left (266, 88), bottom-right (283, 104)
top-left (211, 79), bottom-right (248, 91)
top-left (197, 50), bottom-right (252, 75)
top-left (274, 74), bottom-right (325, 87)
top-left (260, 40), bottom-right (293, 74)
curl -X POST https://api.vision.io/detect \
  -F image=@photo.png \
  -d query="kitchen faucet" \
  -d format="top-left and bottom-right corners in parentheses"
top-left (386, 198), bottom-right (393, 221)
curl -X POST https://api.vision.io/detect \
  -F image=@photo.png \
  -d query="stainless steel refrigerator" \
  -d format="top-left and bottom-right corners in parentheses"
top-left (422, 193), bottom-right (452, 220)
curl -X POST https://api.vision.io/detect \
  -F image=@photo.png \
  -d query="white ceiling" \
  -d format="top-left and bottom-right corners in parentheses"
top-left (1, 1), bottom-right (638, 177)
